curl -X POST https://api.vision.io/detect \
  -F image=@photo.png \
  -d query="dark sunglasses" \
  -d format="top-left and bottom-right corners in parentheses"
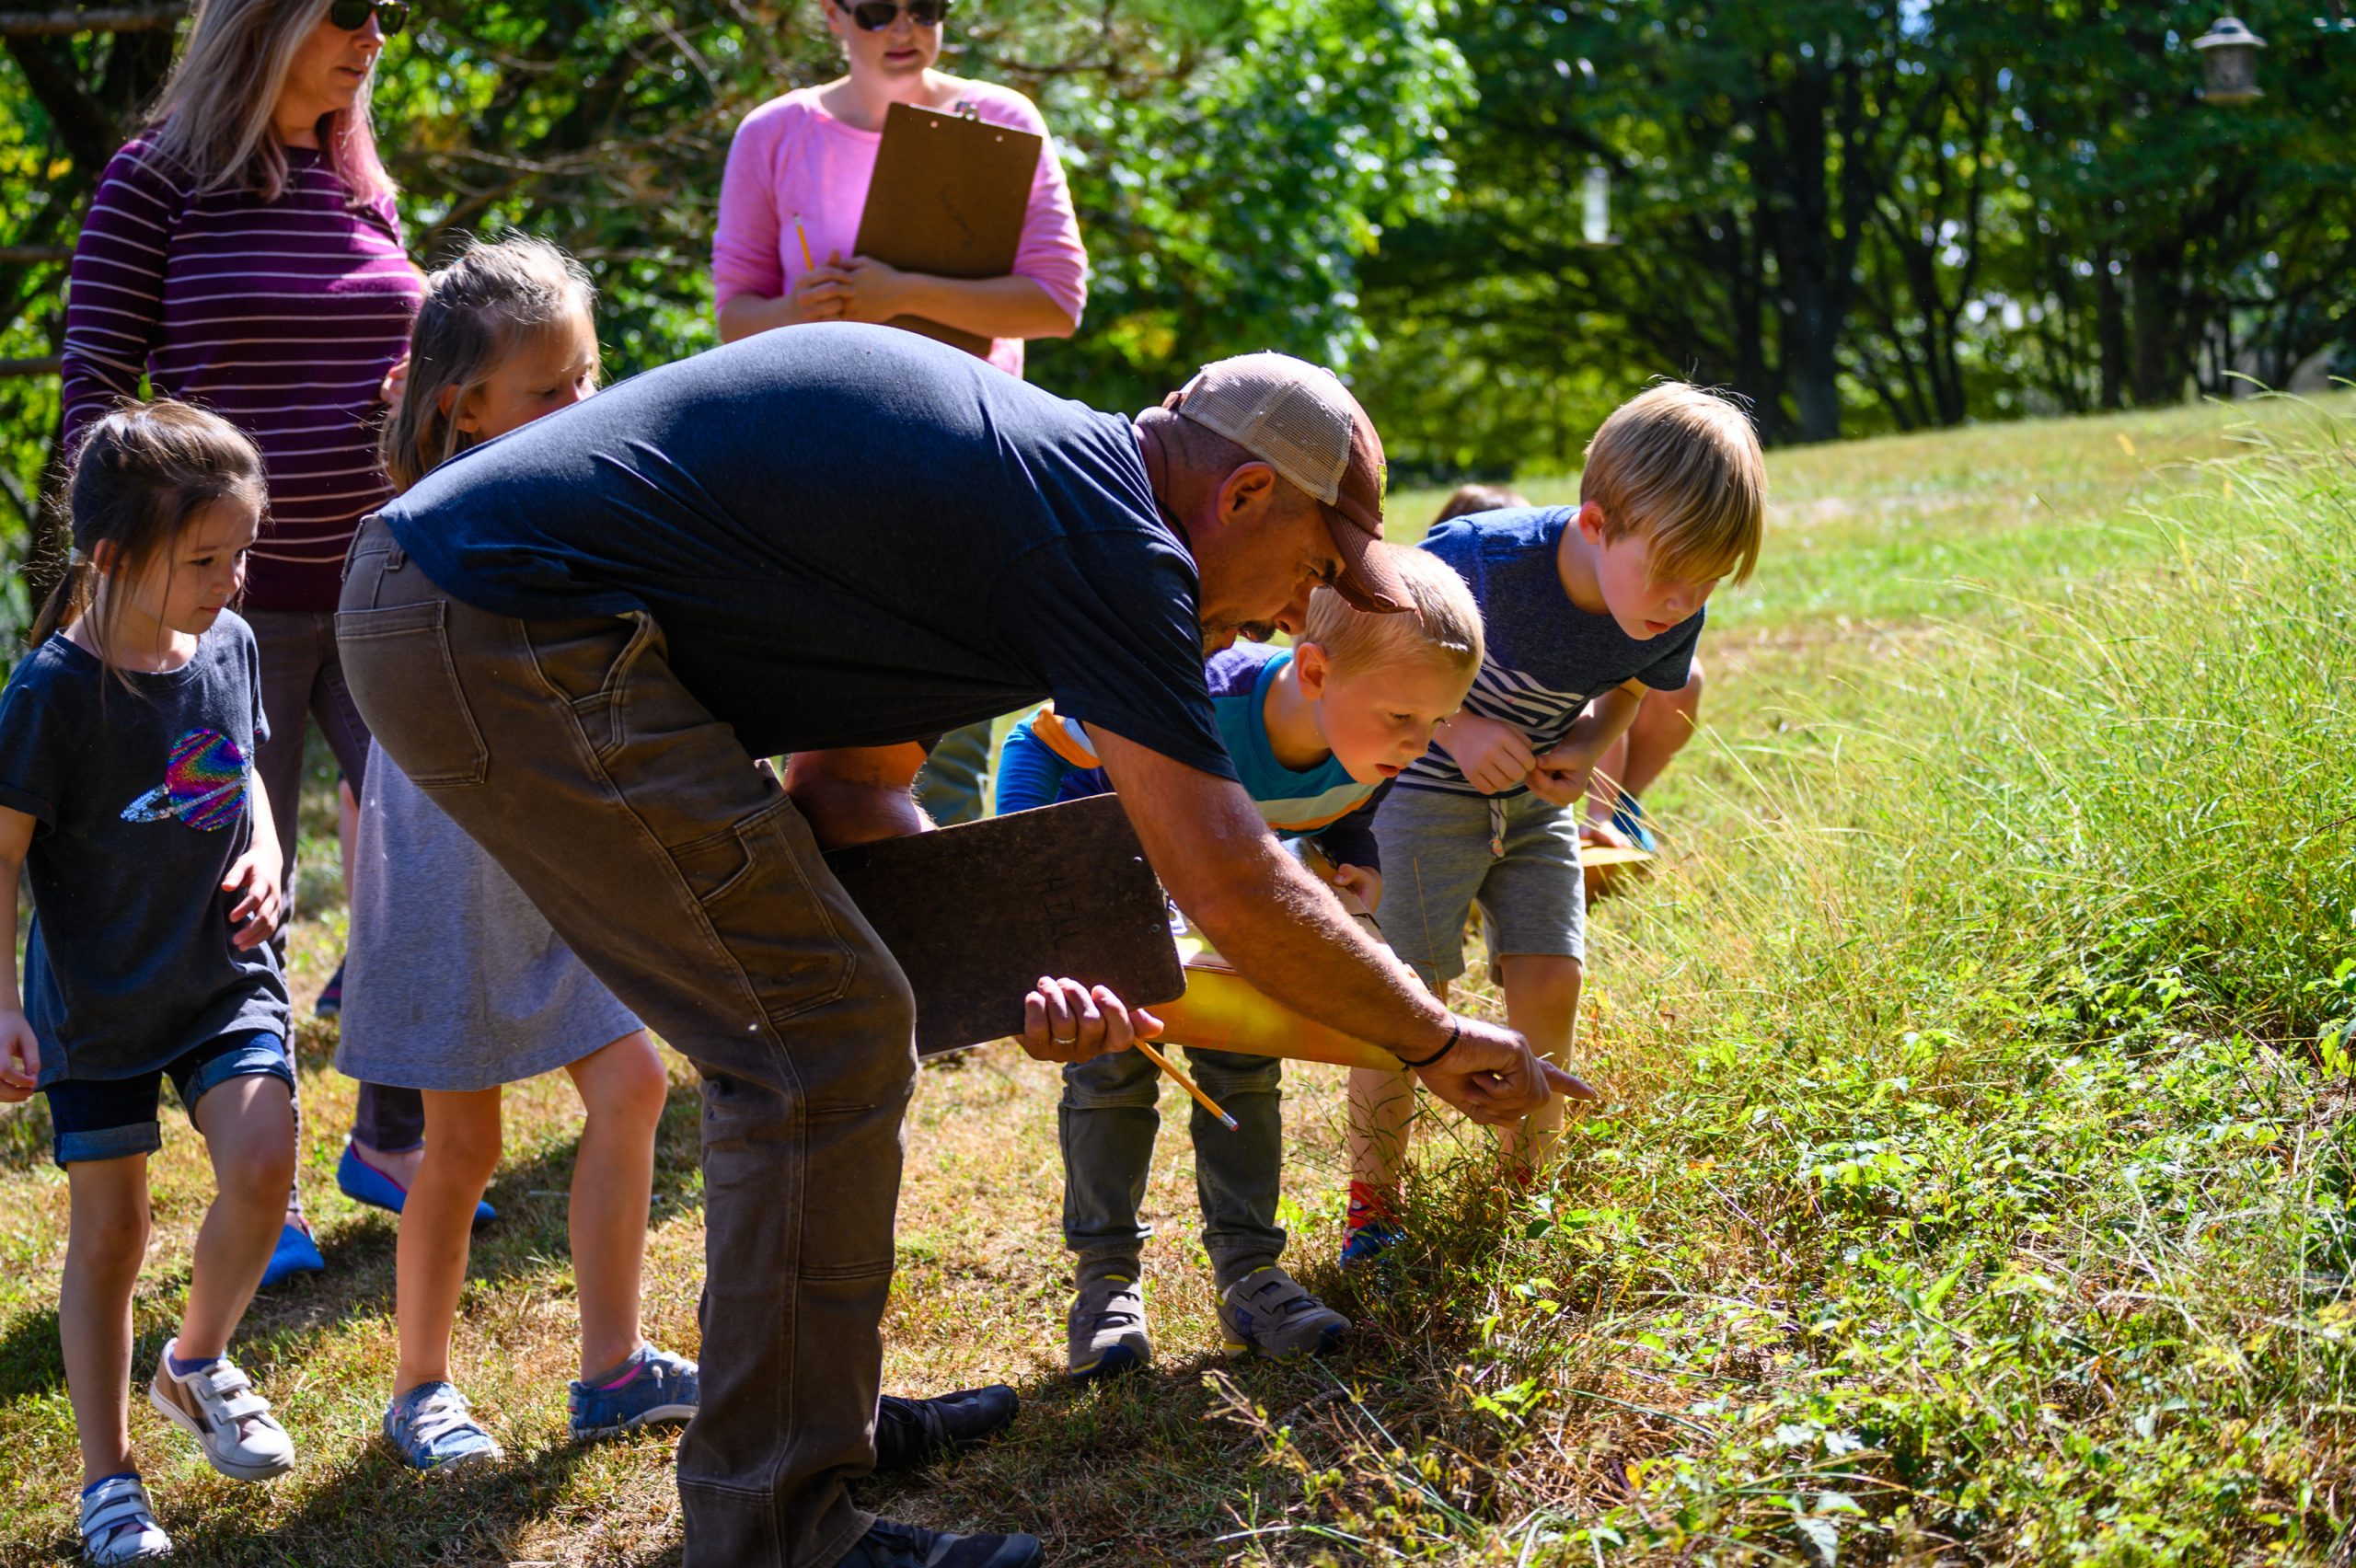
top-left (328, 0), bottom-right (410, 34)
top-left (832, 0), bottom-right (950, 31)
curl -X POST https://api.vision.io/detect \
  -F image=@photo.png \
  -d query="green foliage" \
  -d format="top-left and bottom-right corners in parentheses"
top-left (1358, 0), bottom-right (2356, 474)
top-left (1027, 0), bottom-right (1471, 408)
top-left (1297, 400), bottom-right (2356, 1562)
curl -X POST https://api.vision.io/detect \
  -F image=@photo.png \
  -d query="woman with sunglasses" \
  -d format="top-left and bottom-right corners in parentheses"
top-left (61, 0), bottom-right (431, 1297)
top-left (714, 0), bottom-right (1090, 826)
top-left (714, 0), bottom-right (1087, 375)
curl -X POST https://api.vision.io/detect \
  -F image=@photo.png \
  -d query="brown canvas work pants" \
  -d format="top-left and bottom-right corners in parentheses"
top-left (337, 515), bottom-right (914, 1567)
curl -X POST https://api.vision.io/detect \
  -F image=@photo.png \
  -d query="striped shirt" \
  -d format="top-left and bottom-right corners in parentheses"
top-left (1397, 507), bottom-right (1703, 798)
top-left (63, 136), bottom-right (422, 612)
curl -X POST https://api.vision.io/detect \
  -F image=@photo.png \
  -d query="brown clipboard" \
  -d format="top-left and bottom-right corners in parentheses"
top-left (851, 100), bottom-right (1042, 361)
top-left (821, 793), bottom-right (1185, 1055)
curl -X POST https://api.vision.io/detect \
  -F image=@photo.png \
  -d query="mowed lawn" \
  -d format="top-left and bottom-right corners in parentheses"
top-left (4, 390), bottom-right (2352, 1565)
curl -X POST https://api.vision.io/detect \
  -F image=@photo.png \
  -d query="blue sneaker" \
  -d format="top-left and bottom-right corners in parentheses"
top-left (383, 1381), bottom-right (502, 1474)
top-left (1339, 1219), bottom-right (1403, 1269)
top-left (569, 1345), bottom-right (699, 1441)
top-left (338, 1142), bottom-right (495, 1227)
top-left (1609, 792), bottom-right (1658, 853)
top-left (258, 1220), bottom-right (324, 1287)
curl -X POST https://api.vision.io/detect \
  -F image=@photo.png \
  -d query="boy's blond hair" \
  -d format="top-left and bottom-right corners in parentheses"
top-left (1581, 382), bottom-right (1765, 585)
top-left (1302, 545), bottom-right (1484, 680)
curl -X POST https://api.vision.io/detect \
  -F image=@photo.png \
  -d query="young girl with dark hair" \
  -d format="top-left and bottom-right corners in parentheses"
top-left (0, 401), bottom-right (300, 1563)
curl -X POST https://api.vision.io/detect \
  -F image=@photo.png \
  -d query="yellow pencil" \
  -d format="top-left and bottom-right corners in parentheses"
top-left (794, 215), bottom-right (814, 272)
top-left (1132, 1037), bottom-right (1238, 1131)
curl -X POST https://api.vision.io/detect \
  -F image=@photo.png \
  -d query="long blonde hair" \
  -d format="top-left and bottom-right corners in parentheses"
top-left (380, 235), bottom-right (599, 492)
top-left (144, 0), bottom-right (395, 207)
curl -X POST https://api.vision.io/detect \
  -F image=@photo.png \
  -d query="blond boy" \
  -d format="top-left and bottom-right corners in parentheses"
top-left (1347, 384), bottom-right (1766, 1262)
top-left (996, 548), bottom-right (1484, 1372)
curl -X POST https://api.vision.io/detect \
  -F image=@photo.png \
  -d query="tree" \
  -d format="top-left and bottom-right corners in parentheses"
top-left (1997, 0), bottom-right (2356, 409)
top-left (0, 0), bottom-right (1471, 656)
top-left (1365, 0), bottom-right (1996, 455)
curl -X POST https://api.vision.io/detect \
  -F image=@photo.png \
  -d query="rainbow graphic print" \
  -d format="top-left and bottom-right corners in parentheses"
top-left (121, 728), bottom-right (250, 833)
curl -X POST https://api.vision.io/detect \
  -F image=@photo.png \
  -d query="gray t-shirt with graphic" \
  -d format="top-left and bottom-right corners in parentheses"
top-left (0, 613), bottom-right (289, 1083)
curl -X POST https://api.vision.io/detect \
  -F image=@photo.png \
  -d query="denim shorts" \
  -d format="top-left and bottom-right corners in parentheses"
top-left (1370, 785), bottom-right (1586, 989)
top-left (41, 1029), bottom-right (294, 1168)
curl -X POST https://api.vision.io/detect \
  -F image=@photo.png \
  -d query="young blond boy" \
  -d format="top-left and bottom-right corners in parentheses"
top-left (1346, 384), bottom-right (1766, 1263)
top-left (996, 548), bottom-right (1484, 1374)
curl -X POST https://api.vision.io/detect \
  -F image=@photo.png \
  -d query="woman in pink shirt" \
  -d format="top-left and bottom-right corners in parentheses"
top-left (712, 0), bottom-right (1089, 381)
top-left (714, 0), bottom-right (1091, 822)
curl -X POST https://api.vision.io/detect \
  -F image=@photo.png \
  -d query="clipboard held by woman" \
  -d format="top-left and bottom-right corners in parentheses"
top-left (852, 102), bottom-right (1043, 358)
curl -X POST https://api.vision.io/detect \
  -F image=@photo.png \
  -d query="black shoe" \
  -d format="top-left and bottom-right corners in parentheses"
top-left (841, 1516), bottom-right (1043, 1568)
top-left (874, 1384), bottom-right (1020, 1472)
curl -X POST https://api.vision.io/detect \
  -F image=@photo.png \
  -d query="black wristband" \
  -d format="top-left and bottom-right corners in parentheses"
top-left (1394, 1018), bottom-right (1462, 1070)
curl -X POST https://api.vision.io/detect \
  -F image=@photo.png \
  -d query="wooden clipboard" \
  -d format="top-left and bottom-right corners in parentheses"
top-left (822, 793), bottom-right (1185, 1055)
top-left (852, 101), bottom-right (1042, 361)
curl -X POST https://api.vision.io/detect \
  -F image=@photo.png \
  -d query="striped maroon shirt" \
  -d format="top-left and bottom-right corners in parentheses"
top-left (63, 136), bottom-right (423, 612)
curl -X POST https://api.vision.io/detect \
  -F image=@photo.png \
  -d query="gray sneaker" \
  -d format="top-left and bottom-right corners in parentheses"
top-left (147, 1340), bottom-right (294, 1482)
top-left (1066, 1274), bottom-right (1151, 1381)
top-left (1217, 1265), bottom-right (1351, 1360)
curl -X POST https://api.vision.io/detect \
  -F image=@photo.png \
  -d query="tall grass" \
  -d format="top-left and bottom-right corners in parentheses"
top-left (1285, 404), bottom-right (2356, 1565)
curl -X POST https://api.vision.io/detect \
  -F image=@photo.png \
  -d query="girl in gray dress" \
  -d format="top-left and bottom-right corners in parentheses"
top-left (341, 236), bottom-right (696, 1471)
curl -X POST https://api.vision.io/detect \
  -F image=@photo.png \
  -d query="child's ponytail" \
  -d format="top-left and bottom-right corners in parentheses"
top-left (28, 544), bottom-right (93, 651)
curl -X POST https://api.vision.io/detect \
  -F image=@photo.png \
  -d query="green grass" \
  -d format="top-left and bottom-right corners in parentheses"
top-left (5, 392), bottom-right (2354, 1563)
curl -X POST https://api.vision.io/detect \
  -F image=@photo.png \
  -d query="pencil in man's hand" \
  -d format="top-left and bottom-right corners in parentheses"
top-left (1132, 1038), bottom-right (1238, 1131)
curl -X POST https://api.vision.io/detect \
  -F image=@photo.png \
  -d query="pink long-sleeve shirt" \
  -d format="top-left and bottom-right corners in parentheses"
top-left (712, 81), bottom-right (1087, 379)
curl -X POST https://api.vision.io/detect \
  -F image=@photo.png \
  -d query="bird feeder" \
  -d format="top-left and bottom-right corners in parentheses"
top-left (2192, 16), bottom-right (2267, 104)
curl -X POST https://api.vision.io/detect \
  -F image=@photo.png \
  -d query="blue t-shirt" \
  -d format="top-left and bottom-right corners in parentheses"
top-left (998, 641), bottom-right (1386, 869)
top-left (0, 614), bottom-right (289, 1083)
top-left (1397, 507), bottom-right (1703, 797)
top-left (379, 324), bottom-right (1233, 776)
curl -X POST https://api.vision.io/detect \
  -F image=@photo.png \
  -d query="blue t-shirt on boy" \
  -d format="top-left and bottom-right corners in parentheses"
top-left (1396, 507), bottom-right (1703, 799)
top-left (998, 641), bottom-right (1386, 870)
top-left (0, 612), bottom-right (289, 1084)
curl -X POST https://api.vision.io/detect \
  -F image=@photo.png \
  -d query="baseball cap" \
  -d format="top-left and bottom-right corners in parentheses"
top-left (1162, 352), bottom-right (1410, 614)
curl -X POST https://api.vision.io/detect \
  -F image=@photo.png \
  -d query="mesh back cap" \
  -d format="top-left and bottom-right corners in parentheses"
top-left (1166, 352), bottom-right (1410, 614)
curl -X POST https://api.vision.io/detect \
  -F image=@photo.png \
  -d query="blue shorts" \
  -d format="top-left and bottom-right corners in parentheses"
top-left (40, 1030), bottom-right (294, 1168)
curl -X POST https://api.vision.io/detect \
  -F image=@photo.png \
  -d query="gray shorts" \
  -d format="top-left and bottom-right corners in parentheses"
top-left (1371, 786), bottom-right (1586, 989)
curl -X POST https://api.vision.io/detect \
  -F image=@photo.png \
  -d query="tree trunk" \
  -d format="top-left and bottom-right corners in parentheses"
top-left (2095, 247), bottom-right (2126, 410)
top-left (2128, 245), bottom-right (2187, 406)
top-left (1755, 66), bottom-right (1845, 444)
